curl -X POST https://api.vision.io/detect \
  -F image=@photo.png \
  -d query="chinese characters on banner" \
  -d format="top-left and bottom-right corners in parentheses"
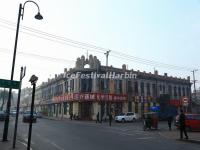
top-left (53, 93), bottom-right (127, 103)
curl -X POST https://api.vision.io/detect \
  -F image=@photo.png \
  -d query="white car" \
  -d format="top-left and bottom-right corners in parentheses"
top-left (115, 112), bottom-right (138, 122)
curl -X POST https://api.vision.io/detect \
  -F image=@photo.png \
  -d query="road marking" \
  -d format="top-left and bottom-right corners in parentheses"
top-left (137, 137), bottom-right (154, 140)
top-left (24, 138), bottom-right (35, 145)
top-left (158, 131), bottom-right (169, 139)
top-left (51, 142), bottom-right (65, 150)
top-left (35, 133), bottom-right (65, 150)
top-left (17, 140), bottom-right (33, 150)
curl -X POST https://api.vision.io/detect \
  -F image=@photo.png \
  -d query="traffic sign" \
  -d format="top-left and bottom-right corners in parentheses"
top-left (181, 96), bottom-right (189, 107)
top-left (0, 79), bottom-right (20, 89)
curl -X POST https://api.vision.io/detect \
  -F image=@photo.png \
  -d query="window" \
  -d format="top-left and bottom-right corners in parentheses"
top-left (168, 85), bottom-right (172, 96)
top-left (178, 87), bottom-right (181, 97)
top-left (127, 112), bottom-right (134, 116)
top-left (65, 81), bottom-right (68, 92)
top-left (127, 81), bottom-right (132, 93)
top-left (182, 87), bottom-right (185, 96)
top-left (152, 84), bottom-right (156, 97)
top-left (134, 82), bottom-right (138, 95)
top-left (174, 86), bottom-right (177, 98)
top-left (160, 84), bottom-right (162, 91)
top-left (54, 84), bottom-right (63, 96)
top-left (100, 79), bottom-right (104, 92)
top-left (163, 85), bottom-right (165, 94)
top-left (119, 80), bottom-right (122, 93)
top-left (147, 83), bottom-right (150, 96)
top-left (141, 82), bottom-right (144, 96)
top-left (70, 79), bottom-right (74, 91)
top-left (106, 79), bottom-right (109, 93)
top-left (194, 115), bottom-right (200, 120)
top-left (81, 78), bottom-right (92, 92)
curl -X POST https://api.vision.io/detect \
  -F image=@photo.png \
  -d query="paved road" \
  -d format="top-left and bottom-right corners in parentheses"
top-left (0, 117), bottom-right (199, 150)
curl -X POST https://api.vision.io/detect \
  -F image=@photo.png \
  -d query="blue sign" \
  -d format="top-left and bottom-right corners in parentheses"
top-left (150, 106), bottom-right (160, 112)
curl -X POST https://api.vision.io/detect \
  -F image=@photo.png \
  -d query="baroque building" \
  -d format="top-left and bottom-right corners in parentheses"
top-left (33, 55), bottom-right (191, 120)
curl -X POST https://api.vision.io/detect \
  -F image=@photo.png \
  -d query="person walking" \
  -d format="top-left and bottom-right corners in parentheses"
top-left (109, 113), bottom-right (112, 126)
top-left (96, 112), bottom-right (99, 123)
top-left (179, 109), bottom-right (188, 139)
top-left (167, 115), bottom-right (173, 131)
top-left (70, 112), bottom-right (73, 120)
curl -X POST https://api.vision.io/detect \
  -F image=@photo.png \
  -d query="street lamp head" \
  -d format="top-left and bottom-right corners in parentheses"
top-left (35, 12), bottom-right (43, 20)
top-left (29, 75), bottom-right (38, 84)
top-left (21, 1), bottom-right (43, 20)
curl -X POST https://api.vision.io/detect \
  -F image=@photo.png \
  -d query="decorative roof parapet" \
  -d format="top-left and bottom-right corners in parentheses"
top-left (75, 55), bottom-right (101, 69)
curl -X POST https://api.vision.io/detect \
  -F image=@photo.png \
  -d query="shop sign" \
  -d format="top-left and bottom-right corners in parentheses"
top-left (53, 93), bottom-right (127, 103)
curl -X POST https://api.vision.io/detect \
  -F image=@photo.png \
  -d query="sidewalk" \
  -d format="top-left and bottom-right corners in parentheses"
top-left (159, 129), bottom-right (200, 144)
top-left (0, 140), bottom-right (27, 150)
top-left (0, 123), bottom-right (27, 150)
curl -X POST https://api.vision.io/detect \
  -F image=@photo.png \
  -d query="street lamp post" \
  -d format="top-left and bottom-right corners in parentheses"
top-left (2, 1), bottom-right (43, 141)
top-left (27, 75), bottom-right (38, 150)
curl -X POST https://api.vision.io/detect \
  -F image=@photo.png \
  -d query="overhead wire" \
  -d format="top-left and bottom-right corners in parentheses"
top-left (0, 47), bottom-right (75, 64)
top-left (110, 54), bottom-right (192, 71)
top-left (0, 18), bottom-right (196, 71)
top-left (0, 18), bottom-right (106, 54)
top-left (0, 24), bottom-right (104, 55)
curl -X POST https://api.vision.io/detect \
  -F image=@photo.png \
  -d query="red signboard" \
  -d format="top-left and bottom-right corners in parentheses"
top-left (169, 97), bottom-right (190, 107)
top-left (53, 93), bottom-right (127, 103)
top-left (169, 99), bottom-right (181, 107)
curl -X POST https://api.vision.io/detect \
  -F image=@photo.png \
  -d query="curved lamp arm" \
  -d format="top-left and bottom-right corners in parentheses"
top-left (21, 0), bottom-right (42, 20)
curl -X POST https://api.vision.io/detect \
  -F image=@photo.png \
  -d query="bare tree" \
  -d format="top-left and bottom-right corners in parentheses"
top-left (0, 89), bottom-right (9, 111)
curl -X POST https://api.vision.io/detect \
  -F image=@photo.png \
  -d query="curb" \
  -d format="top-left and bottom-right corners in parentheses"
top-left (176, 138), bottom-right (200, 144)
top-left (0, 139), bottom-right (27, 150)
top-left (158, 130), bottom-right (200, 145)
top-left (42, 116), bottom-right (65, 121)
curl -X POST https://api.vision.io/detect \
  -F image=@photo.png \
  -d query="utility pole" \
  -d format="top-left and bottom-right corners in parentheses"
top-left (105, 50), bottom-right (111, 67)
top-left (191, 70), bottom-right (198, 102)
top-left (86, 50), bottom-right (89, 60)
top-left (104, 50), bottom-right (111, 122)
top-left (154, 68), bottom-right (158, 106)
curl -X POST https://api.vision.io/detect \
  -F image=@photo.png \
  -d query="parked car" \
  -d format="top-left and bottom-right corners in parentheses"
top-left (22, 111), bottom-right (37, 123)
top-left (10, 110), bottom-right (17, 117)
top-left (115, 112), bottom-right (138, 122)
top-left (36, 112), bottom-right (43, 118)
top-left (0, 111), bottom-right (6, 121)
top-left (175, 114), bottom-right (200, 131)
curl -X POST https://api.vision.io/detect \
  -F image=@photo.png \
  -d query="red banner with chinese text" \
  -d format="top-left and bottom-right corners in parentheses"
top-left (53, 93), bottom-right (127, 103)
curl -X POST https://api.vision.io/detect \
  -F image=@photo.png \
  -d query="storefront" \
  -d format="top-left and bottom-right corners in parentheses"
top-left (51, 92), bottom-right (127, 120)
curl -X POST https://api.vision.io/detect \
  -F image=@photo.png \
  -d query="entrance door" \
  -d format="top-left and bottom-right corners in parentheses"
top-left (80, 102), bottom-right (92, 120)
top-left (114, 102), bottom-right (122, 115)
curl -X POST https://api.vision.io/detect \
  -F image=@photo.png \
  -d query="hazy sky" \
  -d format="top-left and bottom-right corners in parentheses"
top-left (0, 0), bottom-right (199, 89)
